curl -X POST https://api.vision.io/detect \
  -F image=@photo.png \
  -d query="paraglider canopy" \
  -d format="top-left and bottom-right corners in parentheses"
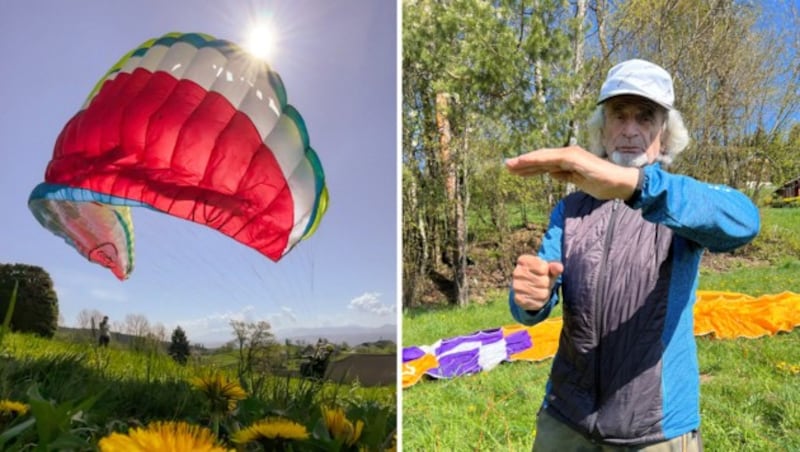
top-left (28, 32), bottom-right (328, 280)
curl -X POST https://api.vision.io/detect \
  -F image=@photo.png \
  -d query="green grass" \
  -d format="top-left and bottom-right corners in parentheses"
top-left (403, 209), bottom-right (800, 451)
top-left (0, 333), bottom-right (395, 450)
top-left (759, 207), bottom-right (800, 231)
top-left (403, 298), bottom-right (552, 450)
top-left (742, 208), bottom-right (800, 263)
top-left (402, 290), bottom-right (521, 346)
top-left (696, 333), bottom-right (800, 450)
top-left (699, 259), bottom-right (800, 295)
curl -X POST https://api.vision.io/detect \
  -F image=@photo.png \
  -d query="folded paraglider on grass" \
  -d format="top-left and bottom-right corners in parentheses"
top-left (402, 290), bottom-right (800, 388)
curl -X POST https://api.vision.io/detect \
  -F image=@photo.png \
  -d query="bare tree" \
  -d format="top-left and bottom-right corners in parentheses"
top-left (76, 308), bottom-right (104, 329)
top-left (149, 322), bottom-right (168, 342)
top-left (124, 313), bottom-right (150, 338)
top-left (230, 319), bottom-right (281, 394)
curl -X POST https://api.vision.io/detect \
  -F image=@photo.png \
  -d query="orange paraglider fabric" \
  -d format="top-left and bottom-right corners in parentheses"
top-left (693, 290), bottom-right (800, 338)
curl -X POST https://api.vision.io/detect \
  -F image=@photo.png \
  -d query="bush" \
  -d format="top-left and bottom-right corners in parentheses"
top-left (0, 264), bottom-right (58, 338)
top-left (770, 196), bottom-right (800, 208)
top-left (735, 208), bottom-right (800, 263)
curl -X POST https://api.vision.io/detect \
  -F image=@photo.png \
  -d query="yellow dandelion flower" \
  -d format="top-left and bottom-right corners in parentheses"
top-left (791, 365), bottom-right (800, 375)
top-left (232, 417), bottom-right (309, 446)
top-left (98, 421), bottom-right (229, 452)
top-left (0, 400), bottom-right (29, 416)
top-left (190, 373), bottom-right (247, 413)
top-left (322, 406), bottom-right (364, 446)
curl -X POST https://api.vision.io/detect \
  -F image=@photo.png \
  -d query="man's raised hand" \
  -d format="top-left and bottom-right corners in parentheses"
top-left (505, 146), bottom-right (640, 201)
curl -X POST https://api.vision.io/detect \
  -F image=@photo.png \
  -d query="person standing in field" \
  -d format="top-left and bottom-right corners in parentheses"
top-left (506, 59), bottom-right (760, 451)
top-left (98, 315), bottom-right (110, 347)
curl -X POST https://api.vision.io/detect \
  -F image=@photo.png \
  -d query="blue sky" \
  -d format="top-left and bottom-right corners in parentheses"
top-left (0, 1), bottom-right (398, 346)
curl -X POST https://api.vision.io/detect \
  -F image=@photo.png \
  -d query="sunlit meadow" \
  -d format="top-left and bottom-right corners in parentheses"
top-left (0, 326), bottom-right (396, 451)
top-left (403, 208), bottom-right (800, 451)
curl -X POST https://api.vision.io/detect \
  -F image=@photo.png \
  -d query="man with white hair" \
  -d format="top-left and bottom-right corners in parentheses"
top-left (506, 59), bottom-right (760, 450)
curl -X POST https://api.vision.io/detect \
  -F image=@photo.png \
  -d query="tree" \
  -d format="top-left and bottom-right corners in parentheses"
top-left (76, 308), bottom-right (106, 341)
top-left (0, 263), bottom-right (58, 337)
top-left (168, 326), bottom-right (191, 365)
top-left (76, 309), bottom-right (105, 329)
top-left (150, 322), bottom-right (168, 343)
top-left (124, 313), bottom-right (150, 337)
top-left (403, 0), bottom-right (580, 307)
top-left (124, 313), bottom-right (151, 350)
top-left (603, 0), bottom-right (800, 191)
top-left (230, 320), bottom-right (281, 393)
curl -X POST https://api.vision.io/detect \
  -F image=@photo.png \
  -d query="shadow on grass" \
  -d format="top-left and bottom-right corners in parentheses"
top-left (403, 302), bottom-right (462, 320)
top-left (0, 352), bottom-right (206, 424)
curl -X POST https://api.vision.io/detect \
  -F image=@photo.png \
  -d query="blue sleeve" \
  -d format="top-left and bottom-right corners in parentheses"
top-left (627, 164), bottom-right (760, 252)
top-left (510, 200), bottom-right (564, 326)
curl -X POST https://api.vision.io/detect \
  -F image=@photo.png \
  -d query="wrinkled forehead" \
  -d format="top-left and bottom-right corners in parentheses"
top-left (604, 95), bottom-right (666, 116)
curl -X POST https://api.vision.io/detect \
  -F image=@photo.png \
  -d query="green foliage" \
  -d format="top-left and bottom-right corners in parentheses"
top-left (0, 264), bottom-right (58, 338)
top-left (26, 385), bottom-right (101, 451)
top-left (352, 340), bottom-right (396, 354)
top-left (770, 195), bottom-right (800, 209)
top-left (229, 320), bottom-right (283, 396)
top-left (168, 326), bottom-right (191, 365)
top-left (402, 0), bottom-right (584, 306)
top-left (0, 280), bottom-right (18, 347)
top-left (403, 0), bottom-right (800, 308)
top-left (736, 208), bottom-right (800, 264)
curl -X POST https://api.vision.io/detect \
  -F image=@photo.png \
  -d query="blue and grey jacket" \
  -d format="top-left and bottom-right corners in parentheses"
top-left (510, 163), bottom-right (760, 445)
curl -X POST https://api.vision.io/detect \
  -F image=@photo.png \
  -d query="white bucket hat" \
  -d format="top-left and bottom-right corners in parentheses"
top-left (598, 59), bottom-right (674, 109)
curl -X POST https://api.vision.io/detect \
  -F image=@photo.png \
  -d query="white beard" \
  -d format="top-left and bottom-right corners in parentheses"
top-left (610, 151), bottom-right (649, 168)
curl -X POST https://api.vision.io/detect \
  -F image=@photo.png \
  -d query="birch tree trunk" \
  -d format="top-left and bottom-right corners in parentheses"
top-left (455, 125), bottom-right (469, 307)
top-left (436, 92), bottom-right (469, 305)
top-left (569, 0), bottom-right (587, 143)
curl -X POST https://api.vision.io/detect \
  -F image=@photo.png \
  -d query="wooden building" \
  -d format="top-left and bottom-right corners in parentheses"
top-left (774, 176), bottom-right (800, 199)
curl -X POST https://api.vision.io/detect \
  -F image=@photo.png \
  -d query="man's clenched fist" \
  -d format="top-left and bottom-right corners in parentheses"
top-left (512, 255), bottom-right (563, 311)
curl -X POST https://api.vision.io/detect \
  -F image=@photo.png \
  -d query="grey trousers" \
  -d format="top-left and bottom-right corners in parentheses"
top-left (533, 409), bottom-right (703, 452)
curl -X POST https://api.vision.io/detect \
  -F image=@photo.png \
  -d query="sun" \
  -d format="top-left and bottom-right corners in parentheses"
top-left (244, 23), bottom-right (276, 62)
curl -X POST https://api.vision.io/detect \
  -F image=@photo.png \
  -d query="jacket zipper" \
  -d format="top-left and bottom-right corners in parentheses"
top-left (589, 199), bottom-right (621, 436)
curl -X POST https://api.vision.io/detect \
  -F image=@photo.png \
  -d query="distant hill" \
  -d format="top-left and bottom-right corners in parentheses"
top-left (275, 323), bottom-right (397, 345)
top-left (56, 327), bottom-right (208, 352)
top-left (58, 326), bottom-right (137, 345)
top-left (58, 324), bottom-right (397, 350)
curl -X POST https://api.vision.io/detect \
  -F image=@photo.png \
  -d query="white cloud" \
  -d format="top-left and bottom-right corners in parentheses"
top-left (173, 305), bottom-right (301, 346)
top-left (347, 292), bottom-right (394, 316)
